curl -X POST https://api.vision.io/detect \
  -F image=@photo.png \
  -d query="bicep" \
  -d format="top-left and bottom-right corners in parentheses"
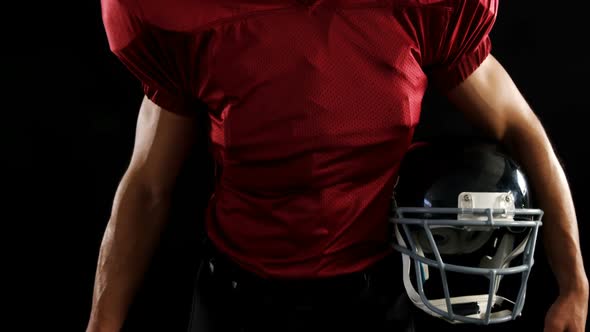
top-left (125, 96), bottom-right (198, 195)
top-left (446, 54), bottom-right (537, 141)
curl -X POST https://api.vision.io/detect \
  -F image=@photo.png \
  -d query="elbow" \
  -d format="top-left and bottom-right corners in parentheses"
top-left (497, 107), bottom-right (544, 148)
top-left (497, 109), bottom-right (562, 169)
top-left (114, 170), bottom-right (175, 215)
top-left (136, 183), bottom-right (174, 208)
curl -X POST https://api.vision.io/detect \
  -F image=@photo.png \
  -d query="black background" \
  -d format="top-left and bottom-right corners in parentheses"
top-left (3, 1), bottom-right (588, 331)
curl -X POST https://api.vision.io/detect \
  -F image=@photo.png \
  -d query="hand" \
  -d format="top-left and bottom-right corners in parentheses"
top-left (544, 283), bottom-right (589, 332)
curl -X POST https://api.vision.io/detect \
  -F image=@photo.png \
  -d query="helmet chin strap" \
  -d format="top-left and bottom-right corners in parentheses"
top-left (394, 224), bottom-right (531, 324)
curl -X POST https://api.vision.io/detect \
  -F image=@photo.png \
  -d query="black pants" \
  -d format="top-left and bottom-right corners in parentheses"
top-left (187, 243), bottom-right (415, 332)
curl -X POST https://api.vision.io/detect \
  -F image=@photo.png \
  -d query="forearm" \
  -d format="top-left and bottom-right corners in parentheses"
top-left (87, 174), bottom-right (172, 332)
top-left (503, 115), bottom-right (588, 293)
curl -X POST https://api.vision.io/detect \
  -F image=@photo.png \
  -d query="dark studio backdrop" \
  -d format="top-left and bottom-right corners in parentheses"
top-left (3, 1), bottom-right (588, 331)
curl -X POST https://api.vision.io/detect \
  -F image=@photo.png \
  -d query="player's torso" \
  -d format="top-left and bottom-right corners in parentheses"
top-left (139, 0), bottom-right (430, 191)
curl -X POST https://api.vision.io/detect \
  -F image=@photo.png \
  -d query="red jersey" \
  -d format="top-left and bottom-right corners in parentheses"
top-left (102, 0), bottom-right (497, 279)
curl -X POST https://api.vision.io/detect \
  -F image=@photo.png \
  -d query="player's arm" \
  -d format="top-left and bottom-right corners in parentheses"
top-left (86, 96), bottom-right (198, 332)
top-left (447, 54), bottom-right (588, 330)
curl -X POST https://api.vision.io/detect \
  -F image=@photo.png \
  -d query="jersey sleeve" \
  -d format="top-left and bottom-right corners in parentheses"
top-left (425, 0), bottom-right (499, 93)
top-left (101, 0), bottom-right (200, 116)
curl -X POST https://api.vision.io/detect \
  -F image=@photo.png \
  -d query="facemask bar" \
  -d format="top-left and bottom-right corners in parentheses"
top-left (391, 207), bottom-right (543, 325)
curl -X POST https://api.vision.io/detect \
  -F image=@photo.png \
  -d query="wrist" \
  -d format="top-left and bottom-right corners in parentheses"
top-left (558, 272), bottom-right (589, 297)
top-left (86, 313), bottom-right (123, 332)
top-left (86, 323), bottom-right (120, 332)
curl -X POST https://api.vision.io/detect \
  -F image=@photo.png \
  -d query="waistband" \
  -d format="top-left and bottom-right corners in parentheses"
top-left (200, 238), bottom-right (399, 295)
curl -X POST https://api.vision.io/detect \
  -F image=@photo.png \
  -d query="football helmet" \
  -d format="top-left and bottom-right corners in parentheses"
top-left (390, 138), bottom-right (543, 325)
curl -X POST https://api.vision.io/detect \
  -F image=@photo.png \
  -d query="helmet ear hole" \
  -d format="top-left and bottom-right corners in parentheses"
top-left (507, 226), bottom-right (527, 234)
top-left (433, 233), bottom-right (447, 245)
top-left (390, 138), bottom-right (543, 324)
